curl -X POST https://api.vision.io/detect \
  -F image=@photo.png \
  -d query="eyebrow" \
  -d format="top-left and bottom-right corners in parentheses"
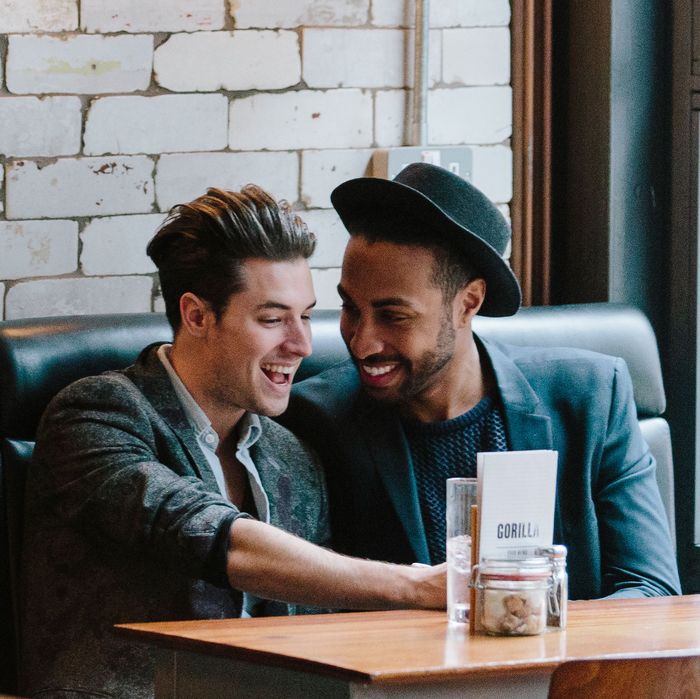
top-left (255, 301), bottom-right (317, 311)
top-left (337, 284), bottom-right (413, 309)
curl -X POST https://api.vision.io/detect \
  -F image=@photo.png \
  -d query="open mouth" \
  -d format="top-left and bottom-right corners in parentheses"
top-left (261, 363), bottom-right (296, 386)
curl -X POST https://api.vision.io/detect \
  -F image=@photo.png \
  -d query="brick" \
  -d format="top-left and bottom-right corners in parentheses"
top-left (310, 268), bottom-right (341, 309)
top-left (443, 28), bottom-right (510, 85)
top-left (154, 31), bottom-right (299, 92)
top-left (6, 34), bottom-right (152, 95)
top-left (0, 165), bottom-right (5, 215)
top-left (81, 214), bottom-right (164, 275)
top-left (0, 0), bottom-right (77, 32)
top-left (0, 220), bottom-right (78, 280)
top-left (5, 276), bottom-right (153, 320)
top-left (429, 87), bottom-right (511, 145)
top-left (233, 0), bottom-right (367, 28)
top-left (304, 28), bottom-right (441, 89)
top-left (301, 149), bottom-right (373, 208)
top-left (84, 95), bottom-right (228, 155)
top-left (156, 152), bottom-right (298, 211)
top-left (471, 145), bottom-right (512, 204)
top-left (371, 0), bottom-right (510, 27)
top-left (230, 90), bottom-right (373, 150)
top-left (6, 157), bottom-right (155, 219)
top-left (300, 209), bottom-right (349, 268)
top-left (0, 96), bottom-right (81, 157)
top-left (81, 0), bottom-right (224, 33)
top-left (374, 89), bottom-right (407, 146)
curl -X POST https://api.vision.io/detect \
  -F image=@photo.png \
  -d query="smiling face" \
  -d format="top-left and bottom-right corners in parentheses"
top-left (339, 236), bottom-right (465, 412)
top-left (193, 257), bottom-right (316, 421)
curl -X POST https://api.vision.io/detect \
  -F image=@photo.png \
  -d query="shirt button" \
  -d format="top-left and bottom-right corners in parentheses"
top-left (204, 433), bottom-right (216, 444)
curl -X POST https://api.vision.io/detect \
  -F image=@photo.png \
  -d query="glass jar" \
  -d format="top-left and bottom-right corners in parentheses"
top-left (537, 545), bottom-right (568, 629)
top-left (472, 557), bottom-right (551, 636)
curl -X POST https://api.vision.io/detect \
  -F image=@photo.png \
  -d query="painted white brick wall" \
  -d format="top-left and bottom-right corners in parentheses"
top-left (230, 89), bottom-right (373, 150)
top-left (154, 31), bottom-right (300, 92)
top-left (0, 0), bottom-right (78, 33)
top-left (443, 28), bottom-right (510, 85)
top-left (156, 152), bottom-right (299, 210)
top-left (0, 220), bottom-right (78, 279)
top-left (0, 2), bottom-right (513, 319)
top-left (6, 34), bottom-right (152, 94)
top-left (80, 214), bottom-right (163, 275)
top-left (302, 149), bottom-right (373, 208)
top-left (81, 0), bottom-right (224, 33)
top-left (233, 0), bottom-right (367, 28)
top-left (371, 0), bottom-right (510, 28)
top-left (301, 209), bottom-right (349, 268)
top-left (6, 157), bottom-right (154, 219)
top-left (84, 94), bottom-right (228, 155)
top-left (5, 276), bottom-right (152, 319)
top-left (0, 96), bottom-right (82, 157)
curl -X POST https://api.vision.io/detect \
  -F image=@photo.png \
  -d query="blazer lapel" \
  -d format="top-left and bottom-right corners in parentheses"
top-left (124, 344), bottom-right (221, 493)
top-left (360, 398), bottom-right (430, 563)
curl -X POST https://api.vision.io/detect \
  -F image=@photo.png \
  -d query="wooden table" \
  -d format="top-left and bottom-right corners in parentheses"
top-left (117, 595), bottom-right (700, 698)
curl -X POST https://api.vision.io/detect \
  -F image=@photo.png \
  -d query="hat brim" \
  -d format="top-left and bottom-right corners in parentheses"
top-left (331, 177), bottom-right (522, 317)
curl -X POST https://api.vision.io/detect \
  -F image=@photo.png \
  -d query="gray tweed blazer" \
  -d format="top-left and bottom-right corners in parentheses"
top-left (20, 344), bottom-right (329, 699)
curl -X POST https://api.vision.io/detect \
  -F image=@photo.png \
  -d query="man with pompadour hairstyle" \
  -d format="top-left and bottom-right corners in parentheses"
top-left (21, 185), bottom-right (445, 699)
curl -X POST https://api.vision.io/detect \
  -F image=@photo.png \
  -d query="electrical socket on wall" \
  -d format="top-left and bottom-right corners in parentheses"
top-left (372, 146), bottom-right (473, 181)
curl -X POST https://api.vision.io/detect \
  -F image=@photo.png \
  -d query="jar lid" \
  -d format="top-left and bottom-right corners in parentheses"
top-left (536, 544), bottom-right (567, 559)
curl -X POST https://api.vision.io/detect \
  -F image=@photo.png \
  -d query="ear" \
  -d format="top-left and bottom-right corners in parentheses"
top-left (179, 292), bottom-right (213, 338)
top-left (454, 278), bottom-right (486, 327)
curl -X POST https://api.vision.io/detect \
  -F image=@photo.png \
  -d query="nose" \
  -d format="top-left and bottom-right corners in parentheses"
top-left (344, 315), bottom-right (383, 360)
top-left (283, 319), bottom-right (312, 358)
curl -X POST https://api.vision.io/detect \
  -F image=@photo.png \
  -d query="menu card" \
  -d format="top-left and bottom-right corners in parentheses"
top-left (476, 450), bottom-right (557, 560)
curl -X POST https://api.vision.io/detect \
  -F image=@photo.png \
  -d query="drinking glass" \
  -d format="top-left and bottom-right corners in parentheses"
top-left (446, 477), bottom-right (478, 624)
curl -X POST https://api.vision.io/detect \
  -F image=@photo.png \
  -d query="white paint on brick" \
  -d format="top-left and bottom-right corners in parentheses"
top-left (0, 163), bottom-right (5, 215)
top-left (233, 0), bottom-right (367, 28)
top-left (300, 208), bottom-right (349, 268)
top-left (154, 31), bottom-right (300, 92)
top-left (311, 267), bottom-right (341, 309)
top-left (81, 0), bottom-right (224, 33)
top-left (304, 29), bottom-right (403, 88)
top-left (81, 214), bottom-right (164, 275)
top-left (301, 149), bottom-right (373, 208)
top-left (443, 28), bottom-right (510, 85)
top-left (6, 34), bottom-right (152, 94)
top-left (471, 145), bottom-right (513, 204)
top-left (371, 0), bottom-right (510, 27)
top-left (6, 157), bottom-right (155, 219)
top-left (156, 151), bottom-right (299, 210)
top-left (0, 283), bottom-right (5, 320)
top-left (429, 87), bottom-right (512, 145)
top-left (153, 292), bottom-right (165, 313)
top-left (5, 275), bottom-right (153, 319)
top-left (84, 94), bottom-right (228, 155)
top-left (230, 89), bottom-right (373, 150)
top-left (0, 96), bottom-right (81, 157)
top-left (374, 89), bottom-right (407, 146)
top-left (0, 220), bottom-right (78, 280)
top-left (0, 0), bottom-right (77, 33)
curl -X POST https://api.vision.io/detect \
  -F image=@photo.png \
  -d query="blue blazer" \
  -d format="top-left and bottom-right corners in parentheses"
top-left (283, 336), bottom-right (681, 600)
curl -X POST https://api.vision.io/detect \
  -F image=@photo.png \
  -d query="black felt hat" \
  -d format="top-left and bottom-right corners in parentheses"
top-left (330, 162), bottom-right (521, 317)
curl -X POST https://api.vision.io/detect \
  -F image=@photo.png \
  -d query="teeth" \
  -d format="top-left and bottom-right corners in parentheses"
top-left (262, 364), bottom-right (295, 374)
top-left (362, 364), bottom-right (397, 377)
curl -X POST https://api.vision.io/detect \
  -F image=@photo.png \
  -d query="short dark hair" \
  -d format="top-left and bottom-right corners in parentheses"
top-left (147, 185), bottom-right (316, 332)
top-left (349, 212), bottom-right (477, 303)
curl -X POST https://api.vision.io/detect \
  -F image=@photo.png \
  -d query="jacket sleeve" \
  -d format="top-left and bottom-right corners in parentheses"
top-left (595, 358), bottom-right (681, 597)
top-left (30, 374), bottom-right (245, 584)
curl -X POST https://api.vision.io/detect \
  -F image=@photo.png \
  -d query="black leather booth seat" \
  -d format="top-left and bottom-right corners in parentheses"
top-left (0, 303), bottom-right (675, 693)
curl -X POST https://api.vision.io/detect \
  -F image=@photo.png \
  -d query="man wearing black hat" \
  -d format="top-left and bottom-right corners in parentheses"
top-left (282, 162), bottom-right (680, 600)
